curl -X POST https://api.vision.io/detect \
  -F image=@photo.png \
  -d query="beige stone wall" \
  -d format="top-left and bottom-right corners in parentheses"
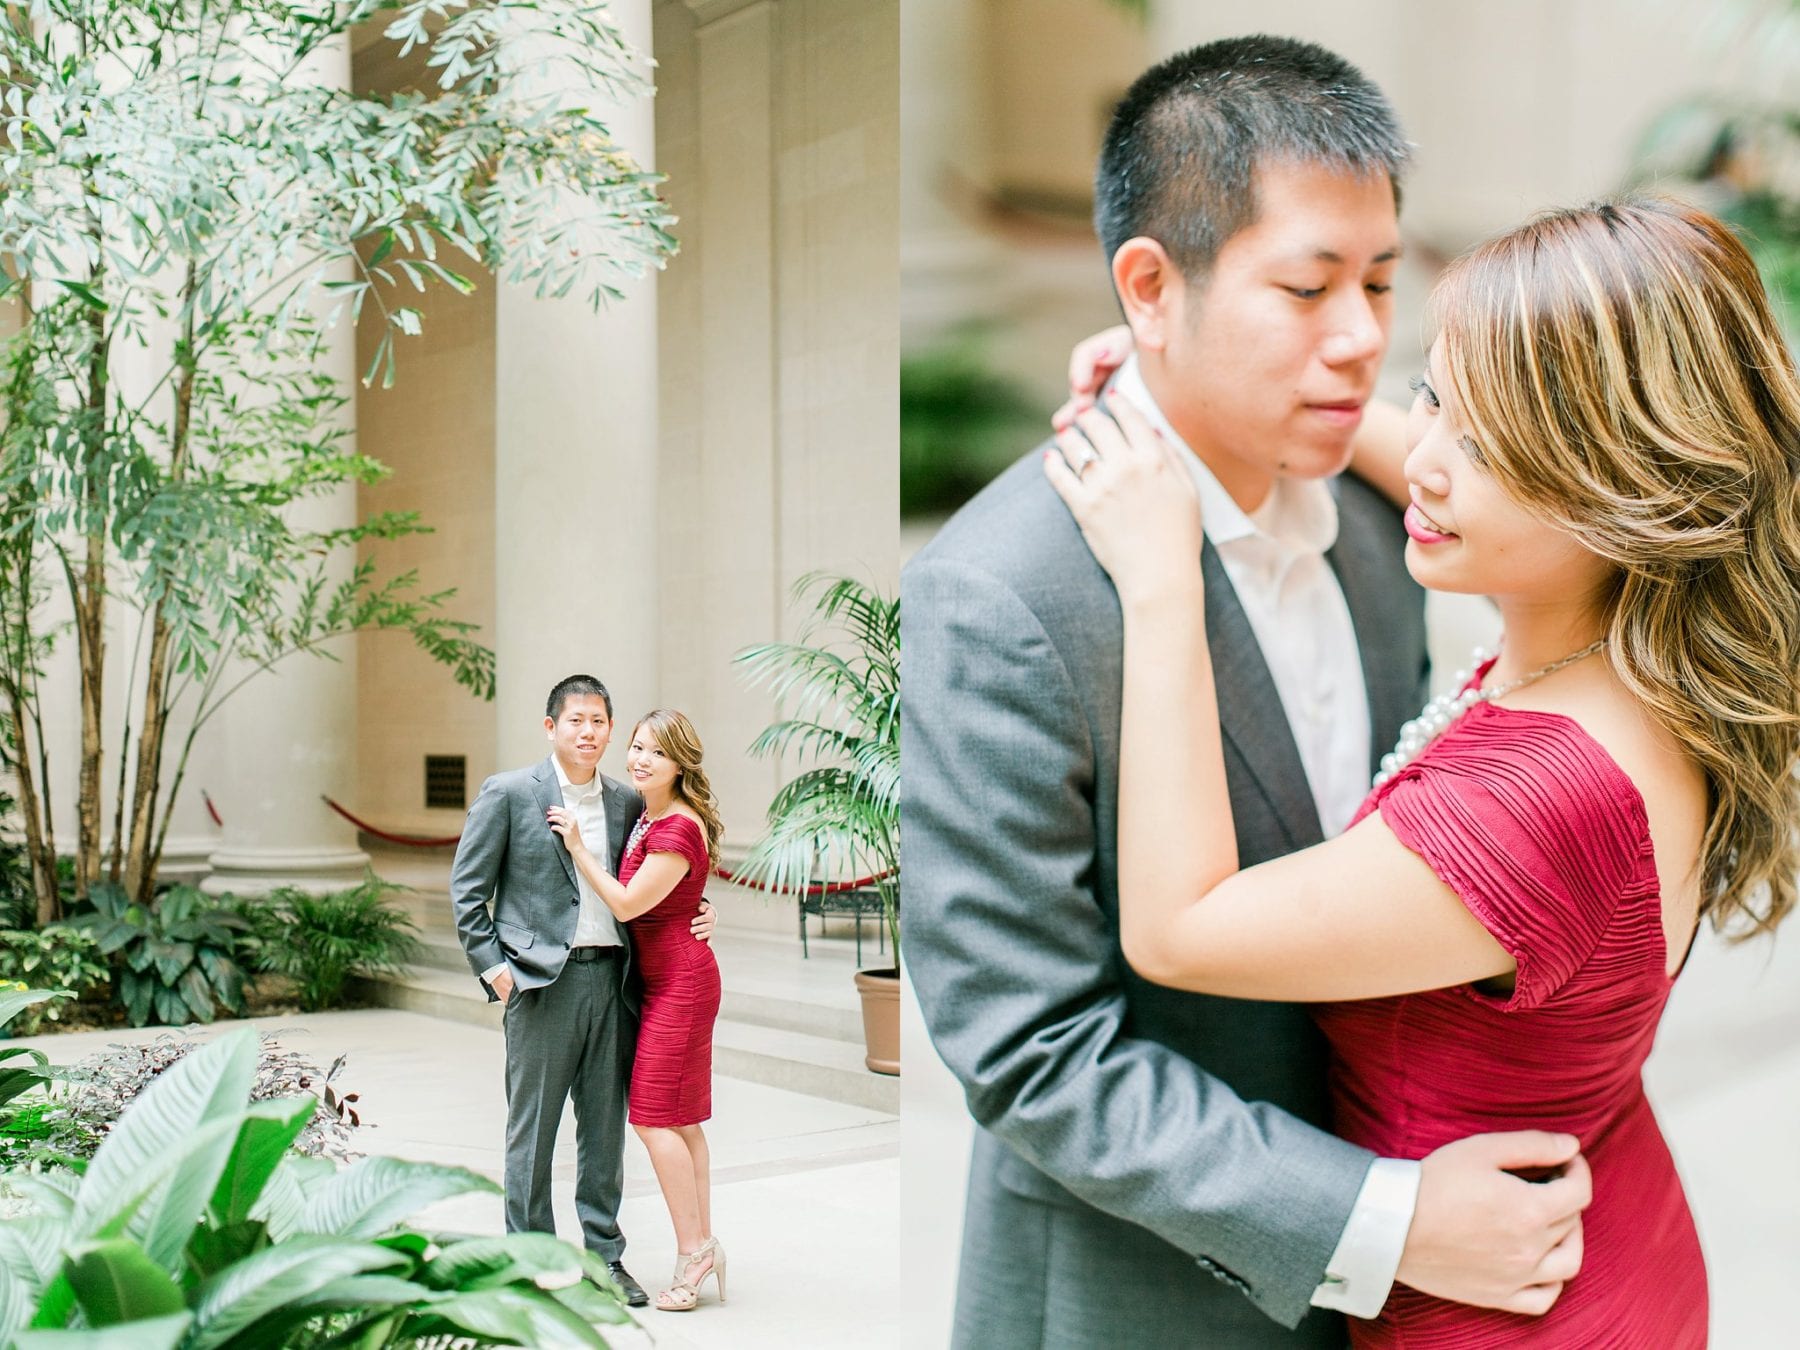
top-left (653, 0), bottom-right (900, 858)
top-left (350, 40), bottom-right (499, 836)
top-left (982, 0), bottom-right (1147, 208)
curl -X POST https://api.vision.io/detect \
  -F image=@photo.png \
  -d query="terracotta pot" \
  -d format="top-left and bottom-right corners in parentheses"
top-left (853, 967), bottom-right (901, 1076)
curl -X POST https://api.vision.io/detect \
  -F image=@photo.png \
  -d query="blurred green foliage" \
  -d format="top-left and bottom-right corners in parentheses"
top-left (901, 335), bottom-right (1046, 518)
top-left (1629, 0), bottom-right (1800, 338)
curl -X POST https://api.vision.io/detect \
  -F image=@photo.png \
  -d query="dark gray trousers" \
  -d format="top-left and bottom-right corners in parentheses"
top-left (502, 952), bottom-right (634, 1260)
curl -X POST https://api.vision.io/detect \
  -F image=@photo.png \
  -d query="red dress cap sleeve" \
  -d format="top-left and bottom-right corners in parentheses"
top-left (643, 813), bottom-right (709, 873)
top-left (1376, 712), bottom-right (1650, 1011)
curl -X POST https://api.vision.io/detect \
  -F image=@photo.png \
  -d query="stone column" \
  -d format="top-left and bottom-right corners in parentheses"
top-left (493, 0), bottom-right (661, 769)
top-left (899, 0), bottom-right (1000, 343)
top-left (203, 32), bottom-right (367, 895)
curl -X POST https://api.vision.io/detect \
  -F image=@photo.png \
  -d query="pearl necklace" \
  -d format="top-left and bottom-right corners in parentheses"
top-left (628, 805), bottom-right (677, 855)
top-left (1373, 638), bottom-right (1609, 789)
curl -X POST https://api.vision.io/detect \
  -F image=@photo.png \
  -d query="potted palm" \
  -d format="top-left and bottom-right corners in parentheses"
top-left (734, 574), bottom-right (900, 1075)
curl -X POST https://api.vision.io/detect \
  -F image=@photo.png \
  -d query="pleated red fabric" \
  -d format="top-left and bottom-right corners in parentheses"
top-left (1315, 693), bottom-right (1707, 1347)
top-left (622, 814), bottom-right (722, 1128)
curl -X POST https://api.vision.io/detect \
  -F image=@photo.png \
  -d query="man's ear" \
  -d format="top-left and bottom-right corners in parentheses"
top-left (1110, 237), bottom-right (1182, 354)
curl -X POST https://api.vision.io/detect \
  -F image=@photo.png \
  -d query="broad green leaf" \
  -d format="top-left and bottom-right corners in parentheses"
top-left (63, 1238), bottom-right (184, 1326)
top-left (249, 1154), bottom-right (335, 1242)
top-left (0, 988), bottom-right (66, 1030)
top-left (182, 1220), bottom-right (267, 1284)
top-left (12, 1310), bottom-right (192, 1348)
top-left (410, 1286), bottom-right (610, 1348)
top-left (0, 1061), bottom-right (51, 1107)
top-left (185, 1236), bottom-right (408, 1350)
top-left (207, 1095), bottom-right (317, 1229)
top-left (418, 1232), bottom-right (594, 1293)
top-left (74, 1030), bottom-right (256, 1242)
top-left (293, 1157), bottom-right (497, 1240)
top-left (0, 1217), bottom-right (69, 1344)
top-left (235, 1273), bottom-right (438, 1346)
top-left (548, 1277), bottom-right (632, 1326)
top-left (2, 1171), bottom-right (80, 1219)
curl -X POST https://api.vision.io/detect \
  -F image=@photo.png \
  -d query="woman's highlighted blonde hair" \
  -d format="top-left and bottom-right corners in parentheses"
top-left (1432, 195), bottom-right (1800, 937)
top-left (634, 709), bottom-right (724, 864)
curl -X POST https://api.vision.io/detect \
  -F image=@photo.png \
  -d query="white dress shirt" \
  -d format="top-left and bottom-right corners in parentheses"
top-left (481, 757), bottom-right (625, 987)
top-left (554, 758), bottom-right (627, 950)
top-left (1111, 357), bottom-right (1420, 1318)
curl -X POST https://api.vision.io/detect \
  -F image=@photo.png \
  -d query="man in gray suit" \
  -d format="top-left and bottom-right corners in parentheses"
top-left (450, 673), bottom-right (713, 1308)
top-left (903, 37), bottom-right (1591, 1348)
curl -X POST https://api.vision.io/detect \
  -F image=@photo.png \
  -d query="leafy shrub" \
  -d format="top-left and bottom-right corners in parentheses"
top-left (69, 884), bottom-right (247, 1026)
top-left (228, 870), bottom-right (420, 1012)
top-left (54, 1031), bottom-right (363, 1165)
top-left (901, 335), bottom-right (1045, 517)
top-left (0, 987), bottom-right (66, 1172)
top-left (0, 925), bottom-right (110, 1034)
top-left (0, 1029), bottom-right (634, 1347)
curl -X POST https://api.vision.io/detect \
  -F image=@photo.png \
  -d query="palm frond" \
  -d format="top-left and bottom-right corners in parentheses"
top-left (733, 573), bottom-right (902, 964)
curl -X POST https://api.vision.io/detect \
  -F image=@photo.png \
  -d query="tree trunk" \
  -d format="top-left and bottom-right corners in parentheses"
top-left (123, 270), bottom-right (197, 905)
top-left (7, 698), bottom-right (58, 925)
top-left (72, 301), bottom-right (107, 902)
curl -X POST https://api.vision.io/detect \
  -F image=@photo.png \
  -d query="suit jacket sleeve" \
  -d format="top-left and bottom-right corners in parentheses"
top-left (450, 773), bottom-right (510, 987)
top-left (902, 556), bottom-right (1373, 1329)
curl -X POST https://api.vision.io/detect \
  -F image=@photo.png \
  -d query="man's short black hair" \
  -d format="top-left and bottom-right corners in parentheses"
top-left (1094, 35), bottom-right (1409, 283)
top-left (546, 674), bottom-right (613, 723)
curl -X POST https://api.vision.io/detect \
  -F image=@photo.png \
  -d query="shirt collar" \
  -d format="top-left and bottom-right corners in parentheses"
top-left (553, 756), bottom-right (605, 802)
top-left (1110, 355), bottom-right (1340, 558)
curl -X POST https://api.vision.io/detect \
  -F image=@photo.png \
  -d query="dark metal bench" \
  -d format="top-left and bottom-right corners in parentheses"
top-left (798, 886), bottom-right (888, 966)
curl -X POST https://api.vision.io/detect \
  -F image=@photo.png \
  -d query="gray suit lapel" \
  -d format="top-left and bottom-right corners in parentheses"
top-left (1203, 542), bottom-right (1324, 851)
top-left (1326, 519), bottom-right (1412, 777)
top-left (530, 758), bottom-right (581, 892)
top-left (600, 777), bottom-right (636, 871)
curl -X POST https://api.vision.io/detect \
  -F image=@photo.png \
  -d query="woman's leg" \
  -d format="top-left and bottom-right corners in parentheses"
top-left (673, 1124), bottom-right (711, 1237)
top-left (634, 1124), bottom-right (704, 1253)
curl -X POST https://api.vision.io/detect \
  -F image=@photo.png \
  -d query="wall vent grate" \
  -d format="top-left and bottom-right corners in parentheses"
top-left (425, 755), bottom-right (466, 811)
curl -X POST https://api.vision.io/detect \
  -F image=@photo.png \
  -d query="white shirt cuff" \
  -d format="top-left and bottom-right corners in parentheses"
top-left (480, 961), bottom-right (508, 985)
top-left (1309, 1157), bottom-right (1421, 1318)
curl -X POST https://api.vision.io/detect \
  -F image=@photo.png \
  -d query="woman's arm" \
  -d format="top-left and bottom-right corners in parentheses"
top-left (546, 807), bottom-right (691, 922)
top-left (1046, 399), bottom-right (1513, 1002)
top-left (1347, 398), bottom-right (1410, 511)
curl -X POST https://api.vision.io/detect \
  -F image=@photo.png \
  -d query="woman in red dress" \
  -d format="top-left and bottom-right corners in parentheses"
top-left (1046, 197), bottom-right (1800, 1345)
top-left (549, 708), bottom-right (727, 1314)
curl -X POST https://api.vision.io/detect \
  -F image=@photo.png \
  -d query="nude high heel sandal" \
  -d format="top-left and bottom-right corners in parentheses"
top-left (655, 1236), bottom-right (726, 1312)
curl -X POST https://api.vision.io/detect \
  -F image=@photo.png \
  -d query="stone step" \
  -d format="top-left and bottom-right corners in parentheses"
top-left (712, 1019), bottom-right (898, 1114)
top-left (348, 966), bottom-right (502, 1031)
top-left (347, 964), bottom-right (896, 1113)
top-left (719, 985), bottom-right (861, 1045)
top-left (409, 932), bottom-right (474, 974)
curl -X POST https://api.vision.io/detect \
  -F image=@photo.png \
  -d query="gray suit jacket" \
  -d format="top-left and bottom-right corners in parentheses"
top-left (449, 756), bottom-right (644, 1009)
top-left (903, 451), bottom-right (1428, 1339)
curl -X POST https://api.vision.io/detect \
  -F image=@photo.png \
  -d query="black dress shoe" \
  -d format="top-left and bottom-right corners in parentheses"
top-left (607, 1260), bottom-right (649, 1308)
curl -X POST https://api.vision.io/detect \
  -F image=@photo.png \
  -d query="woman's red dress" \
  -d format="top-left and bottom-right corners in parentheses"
top-left (620, 814), bottom-right (721, 1128)
top-left (1315, 688), bottom-right (1707, 1347)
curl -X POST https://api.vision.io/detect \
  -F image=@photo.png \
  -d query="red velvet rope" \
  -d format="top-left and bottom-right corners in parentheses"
top-left (709, 864), bottom-right (895, 896)
top-left (316, 794), bottom-right (895, 892)
top-left (321, 795), bottom-right (463, 848)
